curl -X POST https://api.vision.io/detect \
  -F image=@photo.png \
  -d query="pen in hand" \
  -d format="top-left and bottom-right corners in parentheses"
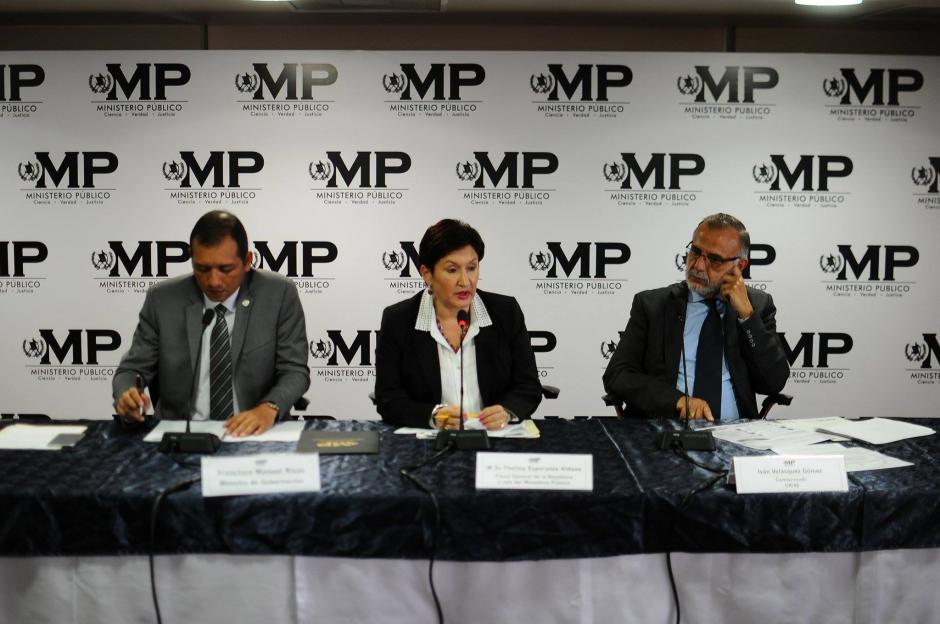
top-left (134, 374), bottom-right (147, 417)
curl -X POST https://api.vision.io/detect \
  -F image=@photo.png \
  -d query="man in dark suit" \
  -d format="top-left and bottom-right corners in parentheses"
top-left (112, 211), bottom-right (310, 436)
top-left (603, 213), bottom-right (789, 421)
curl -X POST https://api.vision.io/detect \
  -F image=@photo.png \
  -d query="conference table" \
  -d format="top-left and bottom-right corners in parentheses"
top-left (1, 416), bottom-right (939, 624)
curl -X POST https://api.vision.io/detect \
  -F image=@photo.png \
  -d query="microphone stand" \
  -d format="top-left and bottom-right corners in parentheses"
top-left (436, 309), bottom-right (489, 451)
top-left (159, 308), bottom-right (222, 454)
top-left (657, 309), bottom-right (716, 452)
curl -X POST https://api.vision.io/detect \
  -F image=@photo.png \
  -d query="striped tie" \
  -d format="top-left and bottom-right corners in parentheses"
top-left (209, 304), bottom-right (234, 421)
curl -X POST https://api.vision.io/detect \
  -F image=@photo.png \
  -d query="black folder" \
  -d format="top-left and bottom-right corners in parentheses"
top-left (298, 430), bottom-right (379, 455)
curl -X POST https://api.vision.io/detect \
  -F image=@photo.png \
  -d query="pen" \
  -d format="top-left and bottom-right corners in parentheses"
top-left (134, 374), bottom-right (146, 415)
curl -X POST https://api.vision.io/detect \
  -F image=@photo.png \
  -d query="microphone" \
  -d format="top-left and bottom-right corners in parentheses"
top-left (656, 308), bottom-right (715, 451)
top-left (159, 308), bottom-right (221, 454)
top-left (457, 309), bottom-right (469, 432)
top-left (457, 309), bottom-right (469, 331)
top-left (435, 308), bottom-right (489, 450)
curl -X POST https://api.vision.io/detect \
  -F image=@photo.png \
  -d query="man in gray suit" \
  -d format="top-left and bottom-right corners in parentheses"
top-left (112, 210), bottom-right (310, 436)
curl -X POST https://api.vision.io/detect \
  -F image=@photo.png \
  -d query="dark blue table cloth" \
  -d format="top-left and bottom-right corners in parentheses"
top-left (0, 417), bottom-right (936, 560)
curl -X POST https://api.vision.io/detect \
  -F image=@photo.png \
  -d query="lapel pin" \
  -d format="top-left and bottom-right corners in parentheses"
top-left (242, 299), bottom-right (251, 307)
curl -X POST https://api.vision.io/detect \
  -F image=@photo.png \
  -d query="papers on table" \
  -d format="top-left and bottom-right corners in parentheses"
top-left (813, 418), bottom-right (935, 445)
top-left (394, 419), bottom-right (541, 440)
top-left (769, 442), bottom-right (913, 473)
top-left (705, 420), bottom-right (837, 450)
top-left (774, 417), bottom-right (849, 440)
top-left (708, 418), bottom-right (924, 473)
top-left (143, 420), bottom-right (305, 443)
top-left (0, 424), bottom-right (87, 450)
top-left (708, 416), bottom-right (936, 451)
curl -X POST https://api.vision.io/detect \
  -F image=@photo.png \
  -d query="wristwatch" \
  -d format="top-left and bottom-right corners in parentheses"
top-left (264, 401), bottom-right (279, 415)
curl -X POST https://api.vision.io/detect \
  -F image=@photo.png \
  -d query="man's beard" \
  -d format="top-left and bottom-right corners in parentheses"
top-left (686, 267), bottom-right (720, 298)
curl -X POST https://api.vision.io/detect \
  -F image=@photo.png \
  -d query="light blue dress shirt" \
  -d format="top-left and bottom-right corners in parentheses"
top-left (676, 290), bottom-right (740, 420)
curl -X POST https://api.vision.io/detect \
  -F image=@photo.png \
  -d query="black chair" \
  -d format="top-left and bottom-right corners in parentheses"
top-left (602, 392), bottom-right (793, 419)
top-left (0, 413), bottom-right (52, 423)
top-left (291, 396), bottom-right (335, 421)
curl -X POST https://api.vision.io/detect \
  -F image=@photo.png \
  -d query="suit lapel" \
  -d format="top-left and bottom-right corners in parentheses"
top-left (664, 282), bottom-right (688, 380)
top-left (230, 271), bottom-right (254, 369)
top-left (186, 299), bottom-right (204, 375)
top-left (414, 330), bottom-right (442, 400)
top-left (722, 298), bottom-right (739, 353)
top-left (474, 325), bottom-right (497, 402)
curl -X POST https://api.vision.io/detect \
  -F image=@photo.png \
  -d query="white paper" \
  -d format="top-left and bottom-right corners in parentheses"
top-left (733, 455), bottom-right (848, 494)
top-left (771, 417), bottom-right (850, 441)
top-left (463, 418), bottom-right (541, 438)
top-left (394, 420), bottom-right (540, 440)
top-left (476, 452), bottom-right (593, 491)
top-left (815, 418), bottom-right (935, 445)
top-left (706, 420), bottom-right (835, 450)
top-left (770, 443), bottom-right (913, 472)
top-left (201, 453), bottom-right (321, 497)
top-left (0, 424), bottom-right (87, 450)
top-left (143, 420), bottom-right (305, 443)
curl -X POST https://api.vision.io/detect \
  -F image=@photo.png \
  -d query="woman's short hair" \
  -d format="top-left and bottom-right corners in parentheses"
top-left (418, 219), bottom-right (485, 270)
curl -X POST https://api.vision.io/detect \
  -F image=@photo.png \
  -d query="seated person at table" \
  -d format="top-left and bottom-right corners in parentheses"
top-left (112, 210), bottom-right (310, 436)
top-left (603, 212), bottom-right (789, 422)
top-left (375, 219), bottom-right (542, 430)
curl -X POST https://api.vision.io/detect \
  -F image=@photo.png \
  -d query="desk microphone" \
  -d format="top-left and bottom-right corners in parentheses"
top-left (436, 309), bottom-right (489, 450)
top-left (159, 309), bottom-right (221, 454)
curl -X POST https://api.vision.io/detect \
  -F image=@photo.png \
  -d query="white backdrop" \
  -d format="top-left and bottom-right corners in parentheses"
top-left (1, 51), bottom-right (938, 420)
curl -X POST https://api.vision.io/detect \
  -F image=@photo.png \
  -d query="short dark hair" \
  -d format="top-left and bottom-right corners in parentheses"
top-left (190, 210), bottom-right (249, 259)
top-left (418, 219), bottom-right (485, 270)
top-left (696, 212), bottom-right (750, 258)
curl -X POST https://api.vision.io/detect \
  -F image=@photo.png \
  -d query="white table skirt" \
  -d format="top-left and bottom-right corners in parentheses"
top-left (1, 549), bottom-right (938, 624)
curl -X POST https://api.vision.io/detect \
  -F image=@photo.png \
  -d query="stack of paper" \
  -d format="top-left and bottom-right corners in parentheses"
top-left (710, 417), bottom-right (928, 473)
top-left (0, 424), bottom-right (87, 450)
top-left (395, 420), bottom-right (541, 440)
top-left (706, 420), bottom-right (837, 450)
top-left (813, 418), bottom-right (935, 445)
top-left (142, 420), bottom-right (305, 443)
top-left (769, 442), bottom-right (913, 472)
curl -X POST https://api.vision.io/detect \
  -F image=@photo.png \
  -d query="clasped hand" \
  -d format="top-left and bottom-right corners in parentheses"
top-left (434, 404), bottom-right (510, 430)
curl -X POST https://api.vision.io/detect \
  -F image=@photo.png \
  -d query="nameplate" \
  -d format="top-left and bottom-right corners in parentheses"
top-left (475, 452), bottom-right (593, 491)
top-left (298, 430), bottom-right (379, 454)
top-left (201, 453), bottom-right (321, 498)
top-left (733, 455), bottom-right (848, 494)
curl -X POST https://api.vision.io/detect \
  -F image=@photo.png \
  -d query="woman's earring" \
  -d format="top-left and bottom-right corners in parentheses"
top-left (426, 283), bottom-right (433, 295)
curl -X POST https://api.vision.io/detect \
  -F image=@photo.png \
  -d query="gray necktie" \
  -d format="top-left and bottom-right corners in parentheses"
top-left (209, 304), bottom-right (233, 421)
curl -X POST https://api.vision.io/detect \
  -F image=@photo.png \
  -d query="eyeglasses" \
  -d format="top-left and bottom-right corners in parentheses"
top-left (685, 242), bottom-right (741, 270)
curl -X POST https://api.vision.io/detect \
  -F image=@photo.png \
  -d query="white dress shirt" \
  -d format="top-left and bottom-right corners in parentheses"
top-left (191, 288), bottom-right (241, 421)
top-left (414, 289), bottom-right (493, 416)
